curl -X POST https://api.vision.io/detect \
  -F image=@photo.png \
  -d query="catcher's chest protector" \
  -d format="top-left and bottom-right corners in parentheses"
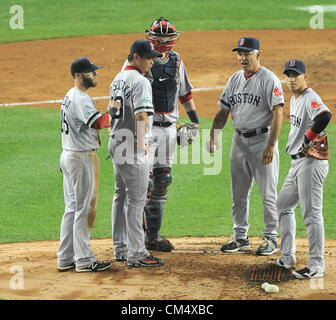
top-left (147, 51), bottom-right (180, 114)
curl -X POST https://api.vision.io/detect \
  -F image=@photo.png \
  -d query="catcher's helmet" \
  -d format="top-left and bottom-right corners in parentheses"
top-left (145, 17), bottom-right (180, 53)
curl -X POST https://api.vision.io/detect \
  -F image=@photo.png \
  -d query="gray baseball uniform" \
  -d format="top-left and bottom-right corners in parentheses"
top-left (122, 54), bottom-right (192, 167)
top-left (121, 53), bottom-right (193, 245)
top-left (276, 88), bottom-right (329, 273)
top-left (57, 88), bottom-right (103, 269)
top-left (218, 66), bottom-right (284, 241)
top-left (108, 66), bottom-right (154, 263)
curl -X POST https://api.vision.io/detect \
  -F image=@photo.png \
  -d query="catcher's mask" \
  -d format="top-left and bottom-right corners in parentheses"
top-left (145, 17), bottom-right (180, 53)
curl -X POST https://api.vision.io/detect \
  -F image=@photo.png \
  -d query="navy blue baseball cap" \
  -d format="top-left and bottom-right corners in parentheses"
top-left (71, 57), bottom-right (103, 77)
top-left (283, 59), bottom-right (306, 75)
top-left (129, 40), bottom-right (162, 58)
top-left (232, 37), bottom-right (260, 52)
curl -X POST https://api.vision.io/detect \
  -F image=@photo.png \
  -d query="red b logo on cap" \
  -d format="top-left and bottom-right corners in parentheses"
top-left (239, 38), bottom-right (245, 46)
top-left (289, 60), bottom-right (296, 67)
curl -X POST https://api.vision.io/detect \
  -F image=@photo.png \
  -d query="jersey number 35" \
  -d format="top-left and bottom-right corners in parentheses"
top-left (61, 110), bottom-right (69, 135)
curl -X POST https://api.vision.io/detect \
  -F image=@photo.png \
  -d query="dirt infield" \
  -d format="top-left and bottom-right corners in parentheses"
top-left (1, 29), bottom-right (336, 300)
top-left (0, 237), bottom-right (336, 300)
top-left (1, 29), bottom-right (336, 119)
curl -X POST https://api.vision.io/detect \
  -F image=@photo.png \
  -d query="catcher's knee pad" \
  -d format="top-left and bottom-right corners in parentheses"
top-left (151, 167), bottom-right (172, 202)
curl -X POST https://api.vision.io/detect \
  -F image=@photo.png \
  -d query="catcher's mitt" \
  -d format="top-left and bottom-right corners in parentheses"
top-left (302, 133), bottom-right (329, 160)
top-left (176, 122), bottom-right (198, 147)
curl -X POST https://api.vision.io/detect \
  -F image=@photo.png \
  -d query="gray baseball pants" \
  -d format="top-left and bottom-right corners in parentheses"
top-left (57, 150), bottom-right (99, 268)
top-left (276, 157), bottom-right (328, 272)
top-left (108, 138), bottom-right (150, 263)
top-left (230, 132), bottom-right (279, 241)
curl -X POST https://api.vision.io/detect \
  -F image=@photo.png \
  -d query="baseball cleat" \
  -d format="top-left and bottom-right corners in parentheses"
top-left (276, 257), bottom-right (296, 269)
top-left (292, 267), bottom-right (324, 279)
top-left (57, 262), bottom-right (76, 272)
top-left (255, 237), bottom-right (278, 256)
top-left (76, 260), bottom-right (111, 272)
top-left (145, 238), bottom-right (175, 252)
top-left (115, 255), bottom-right (127, 262)
top-left (128, 254), bottom-right (164, 267)
top-left (220, 238), bottom-right (251, 253)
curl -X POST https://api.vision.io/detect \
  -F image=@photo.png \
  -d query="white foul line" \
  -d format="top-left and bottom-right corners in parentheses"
top-left (0, 86), bottom-right (225, 108)
top-left (0, 82), bottom-right (286, 108)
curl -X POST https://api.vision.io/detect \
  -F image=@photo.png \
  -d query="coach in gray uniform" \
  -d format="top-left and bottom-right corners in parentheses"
top-left (209, 37), bottom-right (284, 255)
top-left (276, 60), bottom-right (331, 279)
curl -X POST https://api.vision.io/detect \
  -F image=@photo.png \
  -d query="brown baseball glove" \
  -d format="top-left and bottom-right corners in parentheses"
top-left (302, 133), bottom-right (329, 160)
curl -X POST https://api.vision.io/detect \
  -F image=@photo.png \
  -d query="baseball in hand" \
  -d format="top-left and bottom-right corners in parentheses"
top-left (206, 140), bottom-right (217, 153)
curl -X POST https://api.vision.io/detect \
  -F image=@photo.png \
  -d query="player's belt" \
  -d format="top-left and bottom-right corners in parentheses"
top-left (236, 127), bottom-right (268, 138)
top-left (153, 121), bottom-right (173, 127)
top-left (291, 151), bottom-right (305, 160)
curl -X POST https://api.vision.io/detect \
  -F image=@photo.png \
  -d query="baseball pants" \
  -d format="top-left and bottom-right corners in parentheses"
top-left (148, 123), bottom-right (177, 169)
top-left (276, 157), bottom-right (328, 272)
top-left (57, 150), bottom-right (99, 268)
top-left (109, 138), bottom-right (150, 262)
top-left (230, 132), bottom-right (279, 241)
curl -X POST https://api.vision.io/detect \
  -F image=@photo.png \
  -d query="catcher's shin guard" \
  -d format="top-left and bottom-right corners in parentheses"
top-left (144, 202), bottom-right (164, 241)
top-left (144, 167), bottom-right (172, 240)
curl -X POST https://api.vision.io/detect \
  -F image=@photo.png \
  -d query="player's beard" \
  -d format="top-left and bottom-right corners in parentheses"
top-left (82, 74), bottom-right (97, 89)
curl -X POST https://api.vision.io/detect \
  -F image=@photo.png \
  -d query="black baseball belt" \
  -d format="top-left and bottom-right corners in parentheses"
top-left (153, 121), bottom-right (173, 127)
top-left (236, 127), bottom-right (268, 138)
top-left (291, 151), bottom-right (305, 160)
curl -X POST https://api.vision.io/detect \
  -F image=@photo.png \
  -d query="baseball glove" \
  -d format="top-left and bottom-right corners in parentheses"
top-left (176, 122), bottom-right (198, 147)
top-left (302, 133), bottom-right (329, 160)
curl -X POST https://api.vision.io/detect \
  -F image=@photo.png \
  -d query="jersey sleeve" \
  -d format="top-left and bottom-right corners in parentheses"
top-left (75, 93), bottom-right (101, 128)
top-left (218, 78), bottom-right (232, 111)
top-left (264, 73), bottom-right (285, 110)
top-left (178, 60), bottom-right (193, 97)
top-left (305, 92), bottom-right (330, 120)
top-left (132, 77), bottom-right (154, 115)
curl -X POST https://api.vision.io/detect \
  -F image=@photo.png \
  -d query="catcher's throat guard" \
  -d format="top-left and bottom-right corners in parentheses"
top-left (176, 122), bottom-right (198, 147)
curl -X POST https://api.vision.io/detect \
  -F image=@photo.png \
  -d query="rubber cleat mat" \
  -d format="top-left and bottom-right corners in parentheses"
top-left (250, 265), bottom-right (283, 282)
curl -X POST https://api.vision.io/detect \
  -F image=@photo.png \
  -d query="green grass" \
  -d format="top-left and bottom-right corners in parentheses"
top-left (0, 108), bottom-right (335, 243)
top-left (1, 0), bottom-right (336, 43)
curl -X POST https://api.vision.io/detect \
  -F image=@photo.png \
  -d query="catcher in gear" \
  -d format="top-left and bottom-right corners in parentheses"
top-left (276, 59), bottom-right (331, 279)
top-left (142, 17), bottom-right (200, 252)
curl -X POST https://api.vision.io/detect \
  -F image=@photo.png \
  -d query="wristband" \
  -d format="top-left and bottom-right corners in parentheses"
top-left (305, 127), bottom-right (318, 141)
top-left (187, 110), bottom-right (200, 124)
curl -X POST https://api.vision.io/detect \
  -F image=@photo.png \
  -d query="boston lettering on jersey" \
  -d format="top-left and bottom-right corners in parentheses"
top-left (289, 115), bottom-right (302, 128)
top-left (111, 79), bottom-right (131, 100)
top-left (228, 92), bottom-right (261, 107)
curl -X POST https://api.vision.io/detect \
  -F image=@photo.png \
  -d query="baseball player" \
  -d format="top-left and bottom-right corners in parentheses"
top-left (208, 37), bottom-right (284, 255)
top-left (108, 40), bottom-right (164, 267)
top-left (276, 59), bottom-right (331, 279)
top-left (142, 17), bottom-right (200, 252)
top-left (57, 57), bottom-right (119, 272)
top-left (116, 17), bottom-right (199, 252)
